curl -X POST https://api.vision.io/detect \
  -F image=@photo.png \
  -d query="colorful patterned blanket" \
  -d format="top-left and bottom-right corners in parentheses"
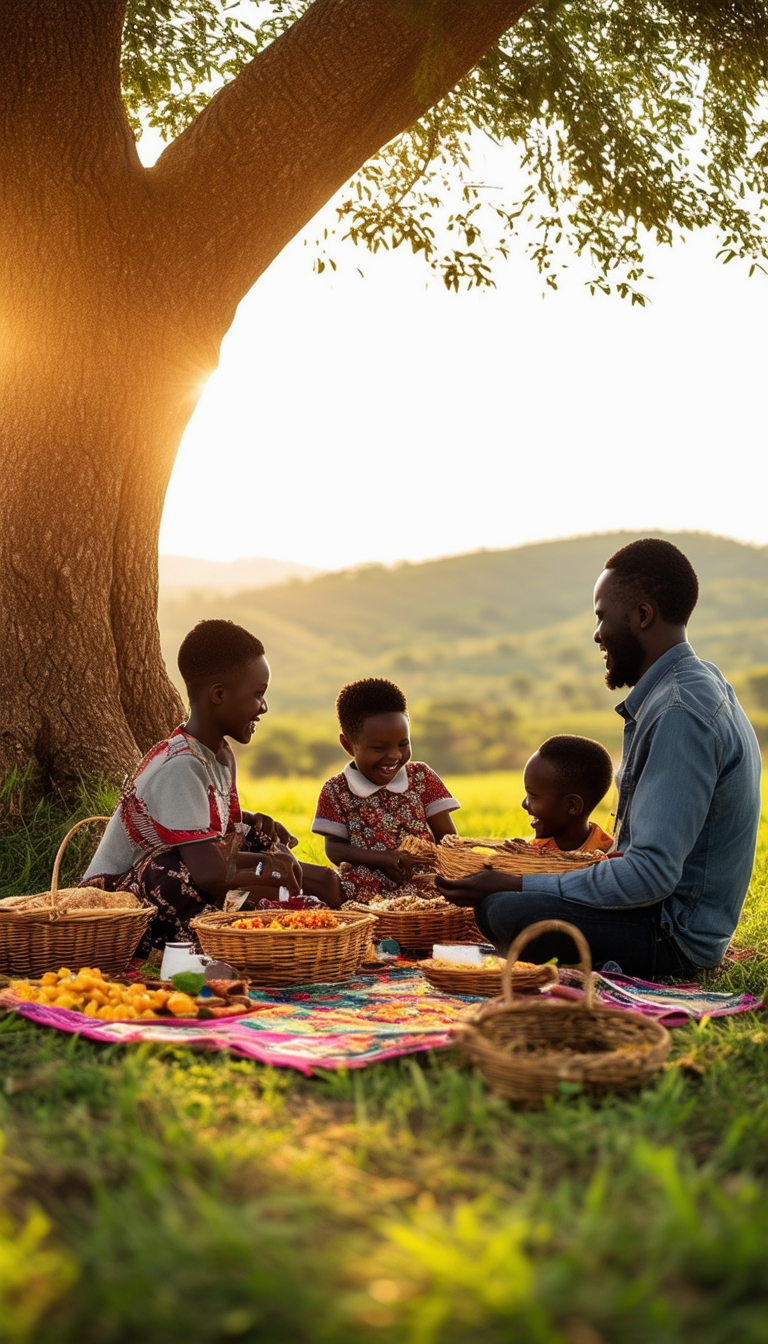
top-left (556, 969), bottom-right (764, 1027)
top-left (3, 965), bottom-right (762, 1072)
top-left (1, 966), bottom-right (476, 1074)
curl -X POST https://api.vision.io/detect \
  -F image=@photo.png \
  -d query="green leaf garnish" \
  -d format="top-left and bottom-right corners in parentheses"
top-left (171, 971), bottom-right (205, 995)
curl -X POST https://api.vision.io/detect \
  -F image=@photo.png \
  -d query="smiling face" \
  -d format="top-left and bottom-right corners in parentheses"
top-left (522, 751), bottom-right (583, 840)
top-left (341, 711), bottom-right (411, 786)
top-left (593, 569), bottom-right (647, 691)
top-left (213, 655), bottom-right (271, 745)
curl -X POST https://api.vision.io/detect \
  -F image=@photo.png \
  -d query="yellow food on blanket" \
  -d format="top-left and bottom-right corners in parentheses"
top-left (8, 966), bottom-right (171, 1020)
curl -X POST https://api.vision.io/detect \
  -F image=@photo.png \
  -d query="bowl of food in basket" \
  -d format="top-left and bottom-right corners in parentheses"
top-left (190, 907), bottom-right (377, 986)
top-left (420, 944), bottom-right (558, 997)
top-left (342, 891), bottom-right (476, 952)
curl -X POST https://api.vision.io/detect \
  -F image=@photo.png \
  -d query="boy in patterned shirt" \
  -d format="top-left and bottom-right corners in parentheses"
top-left (312, 678), bottom-right (460, 903)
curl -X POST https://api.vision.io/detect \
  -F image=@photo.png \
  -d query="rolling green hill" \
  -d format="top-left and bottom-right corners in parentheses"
top-left (159, 531), bottom-right (768, 703)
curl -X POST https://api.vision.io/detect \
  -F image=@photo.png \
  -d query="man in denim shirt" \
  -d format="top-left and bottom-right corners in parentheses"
top-left (438, 539), bottom-right (762, 978)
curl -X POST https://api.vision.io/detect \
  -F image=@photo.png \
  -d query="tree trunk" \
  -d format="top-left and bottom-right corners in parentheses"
top-left (0, 0), bottom-right (533, 793)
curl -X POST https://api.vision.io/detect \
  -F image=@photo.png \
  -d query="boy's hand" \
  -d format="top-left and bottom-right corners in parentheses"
top-left (436, 871), bottom-right (522, 905)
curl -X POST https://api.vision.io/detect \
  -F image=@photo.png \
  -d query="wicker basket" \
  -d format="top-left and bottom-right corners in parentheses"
top-left (457, 920), bottom-right (672, 1105)
top-left (0, 817), bottom-right (155, 978)
top-left (363, 903), bottom-right (476, 952)
top-left (191, 909), bottom-right (377, 986)
top-left (400, 834), bottom-right (607, 878)
top-left (421, 958), bottom-right (558, 998)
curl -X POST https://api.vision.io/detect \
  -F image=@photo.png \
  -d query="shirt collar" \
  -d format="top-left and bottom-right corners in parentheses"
top-left (615, 641), bottom-right (695, 722)
top-left (343, 761), bottom-right (409, 797)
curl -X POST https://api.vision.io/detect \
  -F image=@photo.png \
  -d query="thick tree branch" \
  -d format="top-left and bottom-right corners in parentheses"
top-left (153, 0), bottom-right (536, 332)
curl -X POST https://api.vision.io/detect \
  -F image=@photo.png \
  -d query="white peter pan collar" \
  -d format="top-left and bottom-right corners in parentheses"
top-left (343, 762), bottom-right (409, 797)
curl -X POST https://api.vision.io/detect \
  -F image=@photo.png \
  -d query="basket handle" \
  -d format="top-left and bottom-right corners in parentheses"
top-left (502, 919), bottom-right (594, 1009)
top-left (49, 815), bottom-right (113, 910)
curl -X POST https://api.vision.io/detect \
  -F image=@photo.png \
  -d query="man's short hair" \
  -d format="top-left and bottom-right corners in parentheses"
top-left (605, 538), bottom-right (699, 625)
top-left (336, 678), bottom-right (408, 740)
top-left (538, 735), bottom-right (614, 809)
top-left (177, 620), bottom-right (265, 690)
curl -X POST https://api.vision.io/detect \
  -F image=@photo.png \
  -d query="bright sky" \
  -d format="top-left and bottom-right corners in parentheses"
top-left (150, 137), bottom-right (768, 572)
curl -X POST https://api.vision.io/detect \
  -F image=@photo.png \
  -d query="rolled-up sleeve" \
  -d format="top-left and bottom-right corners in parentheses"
top-left (521, 706), bottom-right (721, 909)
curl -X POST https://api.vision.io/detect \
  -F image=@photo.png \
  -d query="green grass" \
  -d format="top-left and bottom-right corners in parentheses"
top-left (1, 773), bottom-right (767, 1342)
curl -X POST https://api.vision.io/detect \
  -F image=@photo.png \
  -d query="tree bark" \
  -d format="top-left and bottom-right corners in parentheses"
top-left (0, 0), bottom-right (533, 792)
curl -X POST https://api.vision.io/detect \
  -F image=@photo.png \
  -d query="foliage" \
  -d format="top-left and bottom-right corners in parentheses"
top-left (0, 773), bottom-right (118, 895)
top-left (120, 1), bottom-right (768, 297)
top-left (0, 1133), bottom-right (77, 1344)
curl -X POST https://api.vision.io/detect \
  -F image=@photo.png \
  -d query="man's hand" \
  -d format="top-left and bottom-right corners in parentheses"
top-left (250, 812), bottom-right (299, 849)
top-left (436, 871), bottom-right (522, 906)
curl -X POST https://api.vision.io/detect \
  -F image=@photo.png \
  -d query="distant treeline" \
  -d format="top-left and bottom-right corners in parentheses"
top-left (238, 676), bottom-right (768, 778)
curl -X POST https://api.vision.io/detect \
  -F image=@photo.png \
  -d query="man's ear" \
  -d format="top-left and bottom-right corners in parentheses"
top-left (637, 600), bottom-right (655, 630)
top-left (339, 732), bottom-right (354, 756)
top-left (566, 793), bottom-right (585, 817)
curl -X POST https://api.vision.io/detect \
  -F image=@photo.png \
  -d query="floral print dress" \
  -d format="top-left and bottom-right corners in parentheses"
top-left (312, 762), bottom-right (459, 902)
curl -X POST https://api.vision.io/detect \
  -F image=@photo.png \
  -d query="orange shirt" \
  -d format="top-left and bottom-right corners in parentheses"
top-left (531, 821), bottom-right (614, 854)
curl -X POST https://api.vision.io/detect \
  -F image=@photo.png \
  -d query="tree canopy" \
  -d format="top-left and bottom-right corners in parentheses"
top-left (125, 0), bottom-right (768, 301)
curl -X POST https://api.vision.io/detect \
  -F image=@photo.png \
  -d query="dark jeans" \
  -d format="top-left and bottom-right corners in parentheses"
top-left (474, 891), bottom-right (700, 980)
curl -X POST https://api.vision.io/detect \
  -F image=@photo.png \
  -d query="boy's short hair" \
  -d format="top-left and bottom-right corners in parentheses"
top-left (177, 620), bottom-right (265, 690)
top-left (605, 538), bottom-right (699, 625)
top-left (538, 735), bottom-right (614, 810)
top-left (336, 678), bottom-right (408, 740)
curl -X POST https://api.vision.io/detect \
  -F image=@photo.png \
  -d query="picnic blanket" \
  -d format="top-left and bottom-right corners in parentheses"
top-left (0, 966), bottom-right (476, 1074)
top-left (2, 965), bottom-right (762, 1073)
top-left (556, 969), bottom-right (764, 1028)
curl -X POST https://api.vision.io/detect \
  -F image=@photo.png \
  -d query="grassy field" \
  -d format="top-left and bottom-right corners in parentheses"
top-left (1, 772), bottom-right (767, 1343)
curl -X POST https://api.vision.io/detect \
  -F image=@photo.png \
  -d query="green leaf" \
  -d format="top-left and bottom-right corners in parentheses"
top-left (171, 972), bottom-right (205, 995)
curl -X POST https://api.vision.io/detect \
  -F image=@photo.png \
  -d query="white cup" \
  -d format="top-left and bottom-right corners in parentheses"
top-left (160, 942), bottom-right (210, 981)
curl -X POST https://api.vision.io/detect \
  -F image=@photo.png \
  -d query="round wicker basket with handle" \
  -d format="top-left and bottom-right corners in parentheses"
top-left (456, 920), bottom-right (672, 1105)
top-left (0, 816), bottom-right (155, 978)
top-left (191, 908), bottom-right (377, 986)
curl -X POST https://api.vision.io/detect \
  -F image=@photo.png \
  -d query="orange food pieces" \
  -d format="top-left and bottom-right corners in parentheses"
top-left (232, 910), bottom-right (339, 931)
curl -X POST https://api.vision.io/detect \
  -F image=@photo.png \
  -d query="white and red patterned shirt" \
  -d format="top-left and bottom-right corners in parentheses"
top-left (83, 727), bottom-right (242, 879)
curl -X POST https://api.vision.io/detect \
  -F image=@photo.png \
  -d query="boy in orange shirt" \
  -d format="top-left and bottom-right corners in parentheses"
top-left (520, 735), bottom-right (614, 853)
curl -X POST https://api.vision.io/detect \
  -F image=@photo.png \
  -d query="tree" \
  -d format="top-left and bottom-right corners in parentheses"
top-left (1, 0), bottom-right (766, 791)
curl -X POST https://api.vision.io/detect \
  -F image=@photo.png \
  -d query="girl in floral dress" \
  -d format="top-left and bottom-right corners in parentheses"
top-left (312, 678), bottom-right (460, 903)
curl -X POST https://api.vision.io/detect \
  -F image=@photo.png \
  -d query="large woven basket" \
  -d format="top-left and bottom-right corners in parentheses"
top-left (0, 817), bottom-right (155, 978)
top-left (457, 920), bottom-right (672, 1105)
top-left (421, 958), bottom-right (558, 998)
top-left (191, 909), bottom-right (377, 986)
top-left (362, 903), bottom-right (476, 952)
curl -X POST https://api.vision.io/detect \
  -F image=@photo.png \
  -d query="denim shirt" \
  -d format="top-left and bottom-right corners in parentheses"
top-left (521, 643), bottom-right (762, 967)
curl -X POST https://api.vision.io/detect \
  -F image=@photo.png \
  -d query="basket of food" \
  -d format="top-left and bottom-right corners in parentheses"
top-left (191, 907), bottom-right (377, 986)
top-left (344, 893), bottom-right (476, 952)
top-left (456, 920), bottom-right (672, 1105)
top-left (0, 817), bottom-right (155, 978)
top-left (400, 834), bottom-right (608, 878)
top-left (420, 953), bottom-right (558, 998)
top-left (0, 965), bottom-right (257, 1022)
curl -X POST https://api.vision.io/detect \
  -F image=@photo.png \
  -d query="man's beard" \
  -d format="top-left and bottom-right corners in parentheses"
top-left (604, 623), bottom-right (645, 690)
